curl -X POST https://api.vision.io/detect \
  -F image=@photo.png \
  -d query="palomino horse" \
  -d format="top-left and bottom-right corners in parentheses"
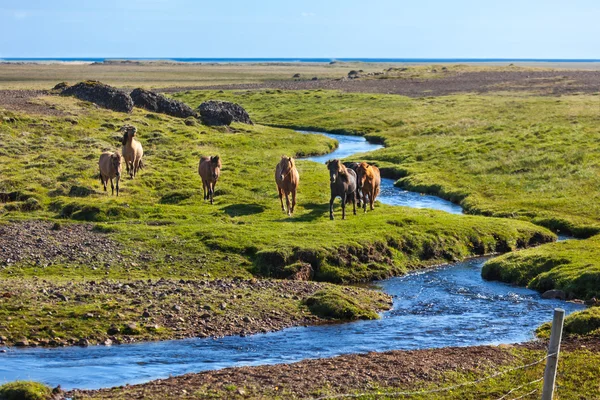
top-left (326, 159), bottom-right (357, 220)
top-left (275, 156), bottom-right (299, 216)
top-left (355, 162), bottom-right (381, 212)
top-left (99, 151), bottom-right (122, 196)
top-left (198, 155), bottom-right (221, 204)
top-left (120, 125), bottom-right (144, 179)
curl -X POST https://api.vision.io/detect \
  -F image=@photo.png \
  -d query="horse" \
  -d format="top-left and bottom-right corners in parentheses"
top-left (355, 162), bottom-right (381, 212)
top-left (343, 161), bottom-right (363, 207)
top-left (199, 155), bottom-right (221, 204)
top-left (120, 125), bottom-right (144, 179)
top-left (99, 151), bottom-right (122, 196)
top-left (326, 159), bottom-right (357, 220)
top-left (275, 156), bottom-right (299, 216)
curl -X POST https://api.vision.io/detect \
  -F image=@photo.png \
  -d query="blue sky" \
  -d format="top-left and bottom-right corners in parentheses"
top-left (1, 0), bottom-right (599, 58)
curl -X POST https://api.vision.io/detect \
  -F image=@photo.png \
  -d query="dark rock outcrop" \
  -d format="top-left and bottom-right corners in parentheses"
top-left (130, 88), bottom-right (197, 118)
top-left (61, 80), bottom-right (133, 113)
top-left (197, 100), bottom-right (253, 126)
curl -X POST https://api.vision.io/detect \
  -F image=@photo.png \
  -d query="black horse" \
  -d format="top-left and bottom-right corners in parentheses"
top-left (326, 159), bottom-right (357, 220)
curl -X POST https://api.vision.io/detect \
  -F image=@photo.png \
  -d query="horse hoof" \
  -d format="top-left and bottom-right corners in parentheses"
top-left (330, 215), bottom-right (334, 220)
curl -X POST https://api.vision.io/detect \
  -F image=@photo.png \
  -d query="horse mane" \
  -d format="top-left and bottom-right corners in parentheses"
top-left (211, 155), bottom-right (222, 168)
top-left (120, 125), bottom-right (137, 145)
top-left (281, 155), bottom-right (295, 170)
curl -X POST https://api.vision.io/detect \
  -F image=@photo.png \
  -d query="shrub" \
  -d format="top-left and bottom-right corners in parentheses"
top-left (0, 381), bottom-right (52, 400)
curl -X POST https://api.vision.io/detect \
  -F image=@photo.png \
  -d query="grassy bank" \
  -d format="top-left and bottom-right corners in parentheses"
top-left (482, 235), bottom-right (600, 300)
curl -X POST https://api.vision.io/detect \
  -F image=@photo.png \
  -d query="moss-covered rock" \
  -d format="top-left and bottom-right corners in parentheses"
top-left (305, 287), bottom-right (381, 320)
top-left (0, 381), bottom-right (52, 400)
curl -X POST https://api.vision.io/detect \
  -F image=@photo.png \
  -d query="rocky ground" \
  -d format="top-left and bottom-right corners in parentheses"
top-left (68, 338), bottom-right (600, 399)
top-left (0, 221), bottom-right (125, 272)
top-left (67, 345), bottom-right (517, 399)
top-left (0, 89), bottom-right (64, 116)
top-left (162, 70), bottom-right (600, 97)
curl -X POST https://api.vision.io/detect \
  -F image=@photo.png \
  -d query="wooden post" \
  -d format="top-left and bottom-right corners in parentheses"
top-left (541, 308), bottom-right (565, 400)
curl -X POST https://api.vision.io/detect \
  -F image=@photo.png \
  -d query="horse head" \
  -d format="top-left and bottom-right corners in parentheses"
top-left (326, 159), bottom-right (345, 183)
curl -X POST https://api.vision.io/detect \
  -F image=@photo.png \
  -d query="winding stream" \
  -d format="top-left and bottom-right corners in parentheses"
top-left (0, 131), bottom-right (583, 390)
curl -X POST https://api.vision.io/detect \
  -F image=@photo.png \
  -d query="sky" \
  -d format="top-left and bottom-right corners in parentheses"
top-left (1, 0), bottom-right (599, 59)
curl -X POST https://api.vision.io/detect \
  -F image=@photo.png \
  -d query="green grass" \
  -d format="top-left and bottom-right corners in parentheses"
top-left (0, 95), bottom-right (552, 284)
top-left (0, 381), bottom-right (52, 400)
top-left (537, 307), bottom-right (600, 338)
top-left (304, 287), bottom-right (384, 320)
top-left (172, 89), bottom-right (600, 300)
top-left (482, 236), bottom-right (600, 299)
top-left (173, 90), bottom-right (600, 237)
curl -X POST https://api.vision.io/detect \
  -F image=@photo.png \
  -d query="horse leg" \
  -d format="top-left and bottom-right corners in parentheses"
top-left (363, 190), bottom-right (368, 213)
top-left (341, 193), bottom-right (347, 220)
top-left (352, 192), bottom-right (357, 215)
top-left (291, 188), bottom-right (296, 214)
top-left (285, 191), bottom-right (291, 216)
top-left (370, 188), bottom-right (375, 210)
top-left (101, 175), bottom-right (107, 192)
top-left (116, 176), bottom-right (120, 197)
top-left (278, 186), bottom-right (285, 212)
top-left (210, 180), bottom-right (215, 205)
top-left (357, 190), bottom-right (362, 208)
top-left (202, 180), bottom-right (207, 200)
top-left (110, 178), bottom-right (114, 196)
top-left (129, 161), bottom-right (134, 179)
top-left (329, 195), bottom-right (335, 220)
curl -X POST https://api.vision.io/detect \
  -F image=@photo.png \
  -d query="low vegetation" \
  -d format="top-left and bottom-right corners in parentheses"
top-left (304, 286), bottom-right (386, 320)
top-left (537, 307), bottom-right (600, 338)
top-left (0, 381), bottom-right (52, 400)
top-left (482, 235), bottom-right (600, 300)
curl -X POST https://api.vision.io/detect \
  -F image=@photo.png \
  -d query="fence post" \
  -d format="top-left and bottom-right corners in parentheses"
top-left (541, 308), bottom-right (565, 400)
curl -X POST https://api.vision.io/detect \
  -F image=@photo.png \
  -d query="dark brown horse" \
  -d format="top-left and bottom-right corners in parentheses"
top-left (326, 159), bottom-right (357, 220)
top-left (198, 155), bottom-right (221, 204)
top-left (343, 161), bottom-right (363, 207)
top-left (275, 156), bottom-right (299, 216)
top-left (356, 162), bottom-right (381, 212)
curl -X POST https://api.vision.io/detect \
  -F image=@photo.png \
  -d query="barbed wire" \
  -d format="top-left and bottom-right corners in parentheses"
top-left (508, 388), bottom-right (539, 400)
top-left (494, 377), bottom-right (543, 400)
top-left (309, 353), bottom-right (553, 400)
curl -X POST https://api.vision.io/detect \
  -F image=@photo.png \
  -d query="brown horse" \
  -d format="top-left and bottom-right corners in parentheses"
top-left (326, 159), bottom-right (357, 220)
top-left (198, 155), bottom-right (221, 204)
top-left (99, 151), bottom-right (122, 196)
top-left (120, 125), bottom-right (144, 179)
top-left (356, 162), bottom-right (381, 212)
top-left (275, 156), bottom-right (299, 216)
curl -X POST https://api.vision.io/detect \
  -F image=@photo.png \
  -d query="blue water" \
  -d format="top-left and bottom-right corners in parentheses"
top-left (0, 258), bottom-right (584, 390)
top-left (302, 131), bottom-right (463, 214)
top-left (3, 57), bottom-right (600, 63)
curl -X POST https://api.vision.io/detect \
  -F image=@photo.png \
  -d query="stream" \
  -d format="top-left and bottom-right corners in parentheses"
top-left (0, 131), bottom-right (583, 390)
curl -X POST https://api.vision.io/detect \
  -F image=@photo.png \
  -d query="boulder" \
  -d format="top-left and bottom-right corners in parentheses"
top-left (61, 80), bottom-right (134, 113)
top-left (541, 289), bottom-right (567, 300)
top-left (197, 100), bottom-right (253, 126)
top-left (130, 88), bottom-right (197, 118)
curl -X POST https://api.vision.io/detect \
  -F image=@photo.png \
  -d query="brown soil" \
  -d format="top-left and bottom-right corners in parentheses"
top-left (0, 89), bottom-right (65, 116)
top-left (68, 345), bottom-right (516, 399)
top-left (67, 337), bottom-right (600, 400)
top-left (162, 70), bottom-right (600, 97)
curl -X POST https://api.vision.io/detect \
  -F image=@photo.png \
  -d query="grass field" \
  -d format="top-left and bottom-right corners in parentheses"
top-left (173, 89), bottom-right (600, 302)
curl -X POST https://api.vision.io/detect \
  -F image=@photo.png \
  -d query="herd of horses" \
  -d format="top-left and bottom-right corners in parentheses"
top-left (99, 125), bottom-right (382, 219)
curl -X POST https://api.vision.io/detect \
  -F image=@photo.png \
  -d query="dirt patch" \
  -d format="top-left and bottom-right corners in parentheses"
top-left (0, 90), bottom-right (65, 116)
top-left (68, 345), bottom-right (515, 399)
top-left (0, 221), bottom-right (122, 270)
top-left (162, 70), bottom-right (600, 97)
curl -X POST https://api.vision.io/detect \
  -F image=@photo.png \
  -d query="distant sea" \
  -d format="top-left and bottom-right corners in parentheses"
top-left (2, 58), bottom-right (600, 64)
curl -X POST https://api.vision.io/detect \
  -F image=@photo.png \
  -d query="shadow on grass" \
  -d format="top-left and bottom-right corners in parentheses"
top-left (222, 203), bottom-right (266, 217)
top-left (274, 202), bottom-right (328, 222)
